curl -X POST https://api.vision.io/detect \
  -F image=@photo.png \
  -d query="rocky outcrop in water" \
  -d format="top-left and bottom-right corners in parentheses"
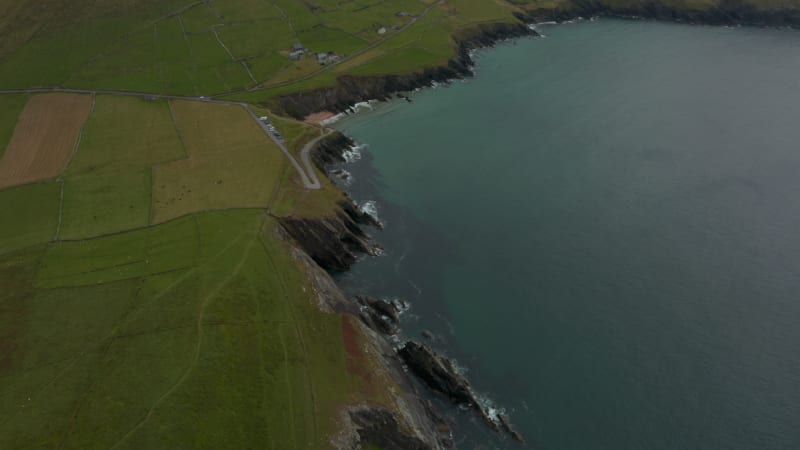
top-left (272, 22), bottom-right (539, 119)
top-left (310, 132), bottom-right (356, 171)
top-left (398, 341), bottom-right (525, 444)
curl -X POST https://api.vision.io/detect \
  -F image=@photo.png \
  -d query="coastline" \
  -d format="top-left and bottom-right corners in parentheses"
top-left (274, 8), bottom-right (800, 448)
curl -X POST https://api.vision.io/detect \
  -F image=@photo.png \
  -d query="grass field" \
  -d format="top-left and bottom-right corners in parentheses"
top-left (1, 210), bottom-right (394, 449)
top-left (0, 93), bottom-right (93, 189)
top-left (0, 95), bottom-right (28, 159)
top-left (60, 96), bottom-right (186, 239)
top-left (0, 182), bottom-right (60, 255)
top-left (151, 100), bottom-right (287, 223)
top-left (0, 90), bottom-right (396, 448)
top-left (0, 0), bottom-right (529, 96)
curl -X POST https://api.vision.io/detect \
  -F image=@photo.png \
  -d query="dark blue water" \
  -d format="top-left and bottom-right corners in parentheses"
top-left (335, 19), bottom-right (800, 450)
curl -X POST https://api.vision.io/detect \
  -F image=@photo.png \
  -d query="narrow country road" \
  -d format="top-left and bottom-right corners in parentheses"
top-left (0, 88), bottom-right (324, 190)
top-left (299, 131), bottom-right (334, 190)
top-left (241, 104), bottom-right (322, 189)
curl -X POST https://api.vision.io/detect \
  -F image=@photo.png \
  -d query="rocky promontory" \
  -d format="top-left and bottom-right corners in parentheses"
top-left (399, 342), bottom-right (525, 444)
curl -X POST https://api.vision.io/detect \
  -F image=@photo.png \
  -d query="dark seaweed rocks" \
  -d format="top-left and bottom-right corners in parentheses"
top-left (398, 341), bottom-right (525, 444)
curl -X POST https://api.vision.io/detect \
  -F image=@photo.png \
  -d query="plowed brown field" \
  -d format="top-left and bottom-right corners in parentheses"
top-left (0, 93), bottom-right (93, 189)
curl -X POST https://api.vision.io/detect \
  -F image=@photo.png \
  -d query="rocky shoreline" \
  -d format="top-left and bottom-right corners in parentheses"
top-left (516, 0), bottom-right (800, 28)
top-left (280, 131), bottom-right (527, 448)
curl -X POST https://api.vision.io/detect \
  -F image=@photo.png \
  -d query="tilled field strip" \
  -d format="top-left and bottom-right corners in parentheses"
top-left (0, 93), bottom-right (93, 189)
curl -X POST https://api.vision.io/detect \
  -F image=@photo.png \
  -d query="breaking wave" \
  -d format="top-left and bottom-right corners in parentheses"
top-left (359, 200), bottom-right (380, 223)
top-left (342, 143), bottom-right (365, 163)
top-left (320, 112), bottom-right (346, 126)
top-left (349, 100), bottom-right (377, 113)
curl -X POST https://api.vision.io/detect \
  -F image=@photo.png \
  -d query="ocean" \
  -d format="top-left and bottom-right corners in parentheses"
top-left (334, 19), bottom-right (800, 450)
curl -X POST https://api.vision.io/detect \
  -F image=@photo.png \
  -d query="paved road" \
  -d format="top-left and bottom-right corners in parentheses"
top-left (241, 105), bottom-right (322, 189)
top-left (0, 88), bottom-right (323, 190)
top-left (299, 131), bottom-right (335, 189)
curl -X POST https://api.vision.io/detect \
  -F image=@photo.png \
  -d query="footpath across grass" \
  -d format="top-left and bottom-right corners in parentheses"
top-left (0, 211), bottom-right (367, 449)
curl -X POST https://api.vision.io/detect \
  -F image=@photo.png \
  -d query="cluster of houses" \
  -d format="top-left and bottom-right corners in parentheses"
top-left (287, 43), bottom-right (341, 64)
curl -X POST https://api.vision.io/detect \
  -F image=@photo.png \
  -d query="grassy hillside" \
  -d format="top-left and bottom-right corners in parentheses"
top-left (1, 210), bottom-right (392, 449)
top-left (0, 0), bottom-right (526, 97)
top-left (0, 94), bottom-right (396, 448)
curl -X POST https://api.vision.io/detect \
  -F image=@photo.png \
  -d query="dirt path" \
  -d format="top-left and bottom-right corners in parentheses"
top-left (108, 227), bottom-right (259, 450)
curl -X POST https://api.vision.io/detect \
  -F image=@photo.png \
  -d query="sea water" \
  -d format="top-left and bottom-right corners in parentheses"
top-left (335, 19), bottom-right (800, 450)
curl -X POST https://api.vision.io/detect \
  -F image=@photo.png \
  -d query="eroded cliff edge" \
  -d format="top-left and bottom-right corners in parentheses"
top-left (271, 22), bottom-right (539, 120)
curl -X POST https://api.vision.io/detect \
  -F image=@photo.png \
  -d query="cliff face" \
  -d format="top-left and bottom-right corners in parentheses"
top-left (273, 22), bottom-right (538, 119)
top-left (278, 201), bottom-right (376, 271)
top-left (277, 130), bottom-right (382, 272)
top-left (309, 132), bottom-right (355, 170)
top-left (517, 0), bottom-right (800, 27)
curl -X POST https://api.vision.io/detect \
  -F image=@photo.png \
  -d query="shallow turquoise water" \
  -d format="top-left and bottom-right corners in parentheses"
top-left (335, 19), bottom-right (800, 450)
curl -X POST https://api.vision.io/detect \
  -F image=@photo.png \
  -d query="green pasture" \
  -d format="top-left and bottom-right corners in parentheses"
top-left (0, 95), bottom-right (28, 158)
top-left (0, 182), bottom-right (60, 255)
top-left (151, 100), bottom-right (286, 223)
top-left (0, 210), bottom-right (370, 449)
top-left (60, 96), bottom-right (185, 239)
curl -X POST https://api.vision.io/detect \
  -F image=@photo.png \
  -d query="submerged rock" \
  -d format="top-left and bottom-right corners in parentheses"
top-left (499, 413), bottom-right (526, 444)
top-left (398, 342), bottom-right (474, 406)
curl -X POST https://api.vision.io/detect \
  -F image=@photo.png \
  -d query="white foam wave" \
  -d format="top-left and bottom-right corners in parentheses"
top-left (475, 395), bottom-right (505, 426)
top-left (349, 100), bottom-right (376, 113)
top-left (342, 144), bottom-right (365, 163)
top-left (384, 297), bottom-right (411, 314)
top-left (359, 200), bottom-right (380, 223)
top-left (319, 112), bottom-right (346, 126)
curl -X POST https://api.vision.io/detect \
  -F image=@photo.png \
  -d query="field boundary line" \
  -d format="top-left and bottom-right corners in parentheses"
top-left (0, 89), bottom-right (321, 189)
top-left (218, 0), bottom-right (446, 95)
top-left (62, 94), bottom-right (95, 175)
top-left (211, 25), bottom-right (257, 85)
top-left (54, 178), bottom-right (65, 242)
top-left (5, 227), bottom-right (252, 432)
